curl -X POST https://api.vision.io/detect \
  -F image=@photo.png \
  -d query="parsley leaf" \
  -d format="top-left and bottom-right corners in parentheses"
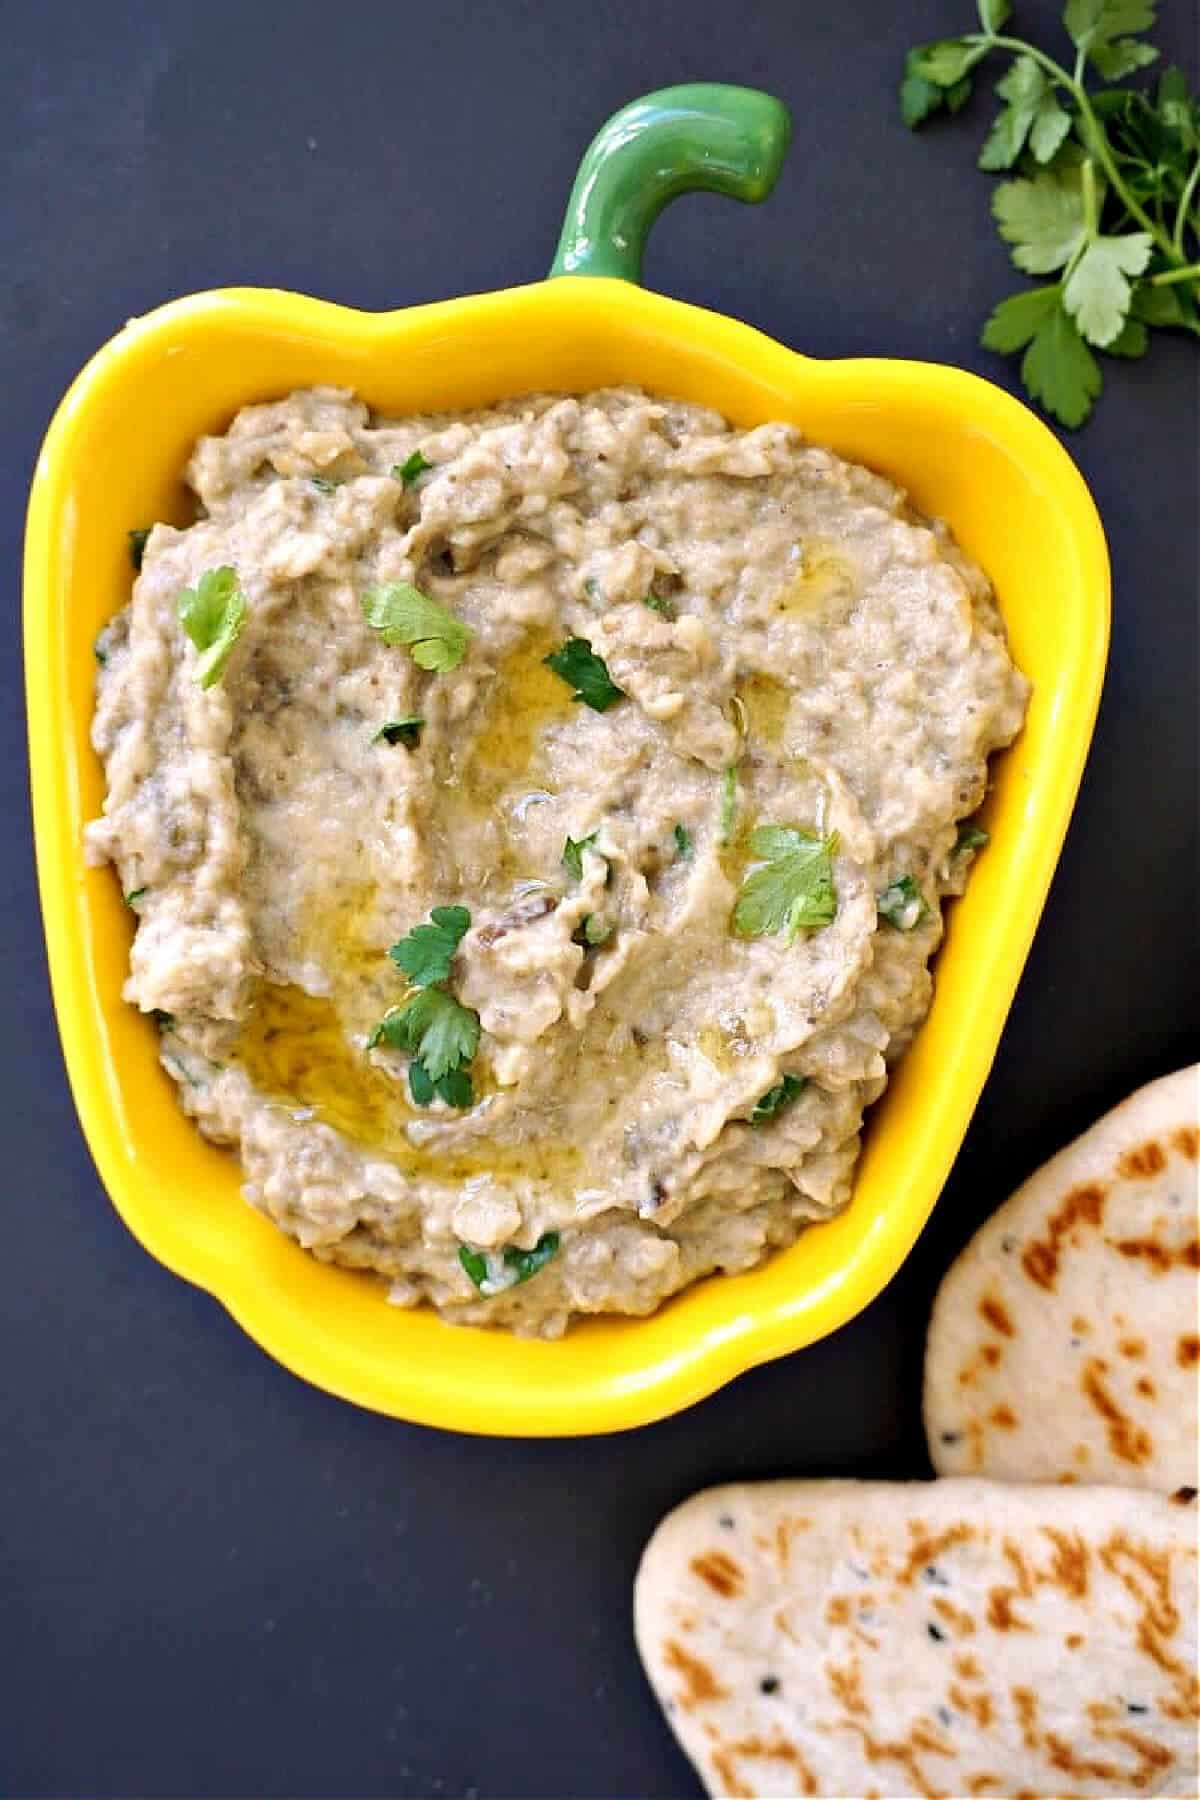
top-left (977, 0), bottom-right (1012, 28)
top-left (128, 527), bottom-right (151, 570)
top-left (954, 821), bottom-right (990, 855)
top-left (981, 285), bottom-right (1063, 350)
top-left (1104, 315), bottom-right (1149, 355)
top-left (392, 451), bottom-right (432, 486)
top-left (458, 1232), bottom-right (560, 1295)
top-left (388, 905), bottom-right (471, 987)
top-left (1132, 281), bottom-right (1188, 327)
top-left (1064, 0), bottom-right (1157, 67)
top-left (733, 825), bottom-right (838, 941)
top-left (877, 874), bottom-right (929, 930)
top-left (993, 165), bottom-right (1088, 272)
top-left (562, 832), bottom-right (599, 881)
top-left (673, 823), bottom-right (693, 861)
top-left (901, 52), bottom-right (950, 129)
top-left (407, 1059), bottom-right (435, 1105)
top-left (310, 475), bottom-right (341, 493)
top-left (410, 1060), bottom-right (473, 1108)
top-left (150, 1009), bottom-right (175, 1030)
top-left (177, 566), bottom-right (249, 689)
top-left (574, 914), bottom-right (613, 949)
top-left (371, 986), bottom-right (480, 1082)
top-left (458, 1244), bottom-right (489, 1287)
top-left (361, 583), bottom-right (471, 673)
top-left (124, 887), bottom-right (147, 908)
top-left (979, 56), bottom-right (1061, 171)
top-left (910, 38), bottom-right (990, 88)
top-left (543, 638), bottom-right (624, 712)
top-left (1090, 38), bottom-right (1159, 79)
top-left (642, 592), bottom-right (677, 619)
top-left (373, 717), bottom-right (424, 749)
top-left (749, 1073), bottom-right (807, 1127)
top-left (1062, 230), bottom-right (1153, 344)
top-left (1021, 298), bottom-right (1103, 426)
top-left (503, 1233), bottom-right (560, 1283)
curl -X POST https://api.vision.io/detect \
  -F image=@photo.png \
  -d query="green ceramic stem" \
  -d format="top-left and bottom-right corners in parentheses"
top-left (549, 84), bottom-right (792, 284)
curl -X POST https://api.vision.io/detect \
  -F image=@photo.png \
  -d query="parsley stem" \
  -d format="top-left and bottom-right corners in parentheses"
top-left (1081, 158), bottom-right (1099, 240)
top-left (1150, 260), bottom-right (1200, 287)
top-left (976, 33), bottom-right (1180, 263)
top-left (1172, 157), bottom-right (1200, 259)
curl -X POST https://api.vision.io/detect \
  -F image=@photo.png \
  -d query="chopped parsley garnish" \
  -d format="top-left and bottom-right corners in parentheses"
top-left (372, 906), bottom-right (479, 1108)
top-left (128, 527), bottom-right (151, 570)
top-left (562, 832), bottom-right (599, 881)
top-left (371, 987), bottom-right (480, 1082)
top-left (310, 475), bottom-right (341, 493)
top-left (673, 823), bottom-right (693, 861)
top-left (574, 913), bottom-right (613, 949)
top-left (150, 1009), bottom-right (175, 1031)
top-left (583, 576), bottom-right (601, 600)
top-left (392, 451), bottom-right (432, 486)
top-left (954, 821), bottom-right (990, 856)
top-left (718, 765), bottom-right (739, 846)
top-left (361, 582), bottom-right (471, 673)
top-left (388, 905), bottom-right (471, 987)
top-left (877, 874), bottom-right (929, 931)
top-left (373, 717), bottom-right (424, 749)
top-left (733, 826), bottom-right (839, 940)
top-left (176, 566), bottom-right (248, 690)
top-left (124, 887), bottom-right (147, 908)
top-left (408, 1059), bottom-right (474, 1109)
top-left (642, 592), bottom-right (677, 619)
top-left (94, 641), bottom-right (107, 666)
top-left (543, 637), bottom-right (624, 712)
top-left (458, 1232), bottom-right (560, 1295)
top-left (750, 1073), bottom-right (807, 1126)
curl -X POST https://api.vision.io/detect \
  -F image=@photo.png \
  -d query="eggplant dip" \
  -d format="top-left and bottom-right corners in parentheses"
top-left (87, 386), bottom-right (1028, 1337)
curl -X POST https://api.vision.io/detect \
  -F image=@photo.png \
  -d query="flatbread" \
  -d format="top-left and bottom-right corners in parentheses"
top-left (633, 1478), bottom-right (1198, 1799)
top-left (924, 1065), bottom-right (1199, 1493)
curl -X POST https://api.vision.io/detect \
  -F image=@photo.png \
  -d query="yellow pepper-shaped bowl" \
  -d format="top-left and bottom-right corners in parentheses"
top-left (25, 85), bottom-right (1108, 1435)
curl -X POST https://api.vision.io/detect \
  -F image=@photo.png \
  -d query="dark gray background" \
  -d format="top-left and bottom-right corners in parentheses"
top-left (3, 2), bottom-right (1197, 1796)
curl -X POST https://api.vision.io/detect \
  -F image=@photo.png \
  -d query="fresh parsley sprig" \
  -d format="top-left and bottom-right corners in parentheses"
top-left (902, 0), bottom-right (1199, 426)
top-left (458, 1232), bottom-right (560, 1295)
top-left (877, 874), bottom-right (929, 931)
top-left (954, 820), bottom-right (990, 855)
top-left (392, 451), bottom-right (433, 486)
top-left (749, 1073), bottom-right (807, 1126)
top-left (562, 832), bottom-right (600, 881)
top-left (388, 905), bottom-right (472, 987)
top-left (373, 717), bottom-right (424, 749)
top-left (177, 566), bottom-right (248, 689)
top-left (371, 906), bottom-right (480, 1107)
top-left (543, 638), bottom-right (625, 712)
top-left (361, 582), bottom-right (471, 672)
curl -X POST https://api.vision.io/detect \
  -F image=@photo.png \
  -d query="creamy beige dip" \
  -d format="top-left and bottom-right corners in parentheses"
top-left (87, 386), bottom-right (1028, 1336)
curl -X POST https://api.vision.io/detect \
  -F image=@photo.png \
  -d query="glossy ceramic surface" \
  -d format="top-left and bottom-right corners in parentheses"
top-left (25, 85), bottom-right (1108, 1434)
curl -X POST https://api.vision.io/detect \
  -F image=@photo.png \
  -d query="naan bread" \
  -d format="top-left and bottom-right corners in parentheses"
top-left (634, 1479), bottom-right (1198, 1799)
top-left (924, 1065), bottom-right (1199, 1493)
